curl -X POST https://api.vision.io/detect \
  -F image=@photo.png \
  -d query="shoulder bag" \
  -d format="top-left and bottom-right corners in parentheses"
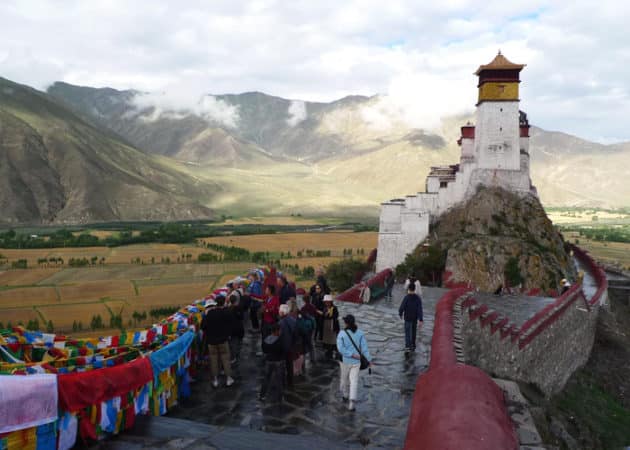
top-left (344, 330), bottom-right (370, 370)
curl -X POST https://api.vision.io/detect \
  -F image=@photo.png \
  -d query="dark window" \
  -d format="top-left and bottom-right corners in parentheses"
top-left (440, 181), bottom-right (448, 188)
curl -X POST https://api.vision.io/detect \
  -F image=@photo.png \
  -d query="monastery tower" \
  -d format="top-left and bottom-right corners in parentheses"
top-left (475, 51), bottom-right (524, 171)
top-left (376, 53), bottom-right (535, 272)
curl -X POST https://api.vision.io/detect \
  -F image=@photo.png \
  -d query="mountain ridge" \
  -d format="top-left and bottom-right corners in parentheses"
top-left (0, 77), bottom-right (215, 225)
top-left (2, 76), bottom-right (629, 225)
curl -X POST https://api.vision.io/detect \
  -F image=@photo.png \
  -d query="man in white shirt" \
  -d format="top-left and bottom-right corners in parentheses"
top-left (404, 277), bottom-right (422, 296)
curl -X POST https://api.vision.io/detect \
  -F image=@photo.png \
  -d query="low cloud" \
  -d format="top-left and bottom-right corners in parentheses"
top-left (286, 100), bottom-right (307, 126)
top-left (131, 90), bottom-right (240, 128)
top-left (3, 1), bottom-right (630, 142)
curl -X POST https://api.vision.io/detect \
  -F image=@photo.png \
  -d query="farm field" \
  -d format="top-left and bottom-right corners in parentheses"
top-left (0, 286), bottom-right (58, 308)
top-left (0, 268), bottom-right (61, 286)
top-left (0, 231), bottom-right (376, 335)
top-left (279, 257), bottom-right (339, 269)
top-left (37, 303), bottom-right (113, 330)
top-left (547, 208), bottom-right (630, 225)
top-left (200, 231), bottom-right (377, 255)
top-left (563, 231), bottom-right (630, 269)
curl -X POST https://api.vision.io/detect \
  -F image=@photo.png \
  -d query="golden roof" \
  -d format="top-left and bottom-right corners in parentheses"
top-left (475, 51), bottom-right (525, 75)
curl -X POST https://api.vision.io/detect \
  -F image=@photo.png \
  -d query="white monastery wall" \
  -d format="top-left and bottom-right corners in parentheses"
top-left (475, 102), bottom-right (520, 171)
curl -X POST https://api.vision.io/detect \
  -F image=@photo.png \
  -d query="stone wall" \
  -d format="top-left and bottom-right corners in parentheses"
top-left (375, 199), bottom-right (430, 272)
top-left (458, 247), bottom-right (607, 396)
top-left (459, 289), bottom-right (597, 396)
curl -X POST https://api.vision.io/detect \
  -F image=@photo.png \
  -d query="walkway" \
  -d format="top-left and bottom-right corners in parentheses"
top-left (99, 286), bottom-right (446, 449)
top-left (471, 292), bottom-right (555, 328)
top-left (470, 255), bottom-right (601, 329)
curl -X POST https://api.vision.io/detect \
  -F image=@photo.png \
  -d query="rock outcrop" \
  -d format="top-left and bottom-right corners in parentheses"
top-left (431, 186), bottom-right (575, 292)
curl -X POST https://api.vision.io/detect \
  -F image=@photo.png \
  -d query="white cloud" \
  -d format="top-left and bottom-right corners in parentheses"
top-left (131, 89), bottom-right (240, 128)
top-left (1, 1), bottom-right (629, 142)
top-left (286, 100), bottom-right (307, 126)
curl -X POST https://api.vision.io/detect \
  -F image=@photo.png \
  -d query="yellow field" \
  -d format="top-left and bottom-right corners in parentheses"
top-left (0, 287), bottom-right (58, 307)
top-left (0, 231), bottom-right (378, 333)
top-left (136, 282), bottom-right (211, 306)
top-left (201, 231), bottom-right (377, 255)
top-left (0, 308), bottom-right (41, 327)
top-left (37, 303), bottom-right (112, 329)
top-left (0, 268), bottom-right (60, 286)
top-left (279, 257), bottom-right (339, 269)
top-left (58, 281), bottom-right (135, 303)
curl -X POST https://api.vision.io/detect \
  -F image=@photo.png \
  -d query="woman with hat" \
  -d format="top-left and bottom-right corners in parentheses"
top-left (336, 314), bottom-right (372, 411)
top-left (321, 294), bottom-right (340, 359)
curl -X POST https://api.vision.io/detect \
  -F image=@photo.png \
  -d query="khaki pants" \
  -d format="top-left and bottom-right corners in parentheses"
top-left (208, 342), bottom-right (231, 378)
top-left (339, 362), bottom-right (360, 401)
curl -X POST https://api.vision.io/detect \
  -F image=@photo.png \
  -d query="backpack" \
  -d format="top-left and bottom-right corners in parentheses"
top-left (297, 314), bottom-right (315, 335)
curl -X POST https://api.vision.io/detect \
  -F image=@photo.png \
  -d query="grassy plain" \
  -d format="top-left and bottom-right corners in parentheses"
top-left (0, 231), bottom-right (376, 335)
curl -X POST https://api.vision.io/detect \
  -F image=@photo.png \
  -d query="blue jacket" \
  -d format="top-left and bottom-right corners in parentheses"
top-left (399, 293), bottom-right (423, 322)
top-left (336, 328), bottom-right (371, 365)
top-left (248, 280), bottom-right (263, 309)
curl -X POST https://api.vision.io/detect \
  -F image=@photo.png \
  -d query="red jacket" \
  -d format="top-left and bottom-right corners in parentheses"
top-left (262, 295), bottom-right (280, 324)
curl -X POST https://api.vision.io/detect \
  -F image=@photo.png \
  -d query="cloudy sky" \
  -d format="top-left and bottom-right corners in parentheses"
top-left (1, 0), bottom-right (629, 143)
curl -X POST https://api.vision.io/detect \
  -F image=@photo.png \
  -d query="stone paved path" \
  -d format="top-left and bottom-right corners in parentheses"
top-left (471, 292), bottom-right (555, 327)
top-left (120, 285), bottom-right (447, 449)
top-left (96, 258), bottom-right (601, 449)
top-left (470, 256), bottom-right (600, 327)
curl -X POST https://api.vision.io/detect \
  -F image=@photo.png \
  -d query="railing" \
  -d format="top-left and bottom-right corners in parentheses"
top-left (404, 289), bottom-right (518, 450)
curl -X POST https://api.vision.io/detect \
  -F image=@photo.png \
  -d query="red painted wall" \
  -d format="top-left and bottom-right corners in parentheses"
top-left (405, 289), bottom-right (518, 450)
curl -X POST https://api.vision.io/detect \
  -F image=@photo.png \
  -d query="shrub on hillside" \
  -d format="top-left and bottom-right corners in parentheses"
top-left (505, 256), bottom-right (524, 287)
top-left (326, 259), bottom-right (369, 292)
top-left (395, 243), bottom-right (447, 286)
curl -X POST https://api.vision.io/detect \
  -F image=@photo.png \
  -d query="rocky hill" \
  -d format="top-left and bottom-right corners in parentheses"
top-left (429, 186), bottom-right (576, 292)
top-left (0, 77), bottom-right (214, 224)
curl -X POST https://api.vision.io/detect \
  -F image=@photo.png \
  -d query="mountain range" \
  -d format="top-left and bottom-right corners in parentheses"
top-left (1, 76), bottom-right (628, 225)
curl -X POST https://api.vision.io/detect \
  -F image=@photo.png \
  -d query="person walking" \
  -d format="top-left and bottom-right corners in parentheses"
top-left (201, 295), bottom-right (237, 387)
top-left (278, 275), bottom-right (296, 305)
top-left (336, 314), bottom-right (372, 411)
top-left (404, 276), bottom-right (422, 296)
top-left (311, 284), bottom-right (325, 341)
top-left (228, 294), bottom-right (245, 363)
top-left (247, 272), bottom-right (263, 330)
top-left (315, 267), bottom-right (330, 295)
top-left (278, 304), bottom-right (297, 387)
top-left (321, 295), bottom-right (340, 359)
top-left (398, 282), bottom-right (423, 352)
top-left (299, 294), bottom-right (318, 363)
top-left (259, 323), bottom-right (286, 402)
top-left (384, 270), bottom-right (395, 301)
top-left (262, 284), bottom-right (280, 339)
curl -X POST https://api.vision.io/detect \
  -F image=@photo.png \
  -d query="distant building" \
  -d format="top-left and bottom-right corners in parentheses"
top-left (376, 52), bottom-right (537, 272)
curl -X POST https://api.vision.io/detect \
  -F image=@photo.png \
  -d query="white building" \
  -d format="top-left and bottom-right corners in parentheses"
top-left (376, 52), bottom-right (537, 272)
